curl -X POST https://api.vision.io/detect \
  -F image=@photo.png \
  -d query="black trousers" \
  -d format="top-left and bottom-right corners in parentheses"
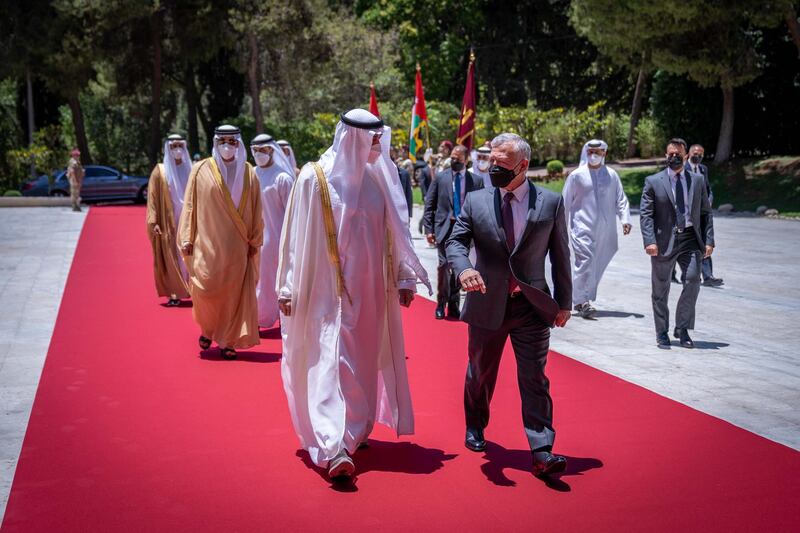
top-left (652, 232), bottom-right (703, 334)
top-left (437, 235), bottom-right (460, 309)
top-left (464, 295), bottom-right (554, 451)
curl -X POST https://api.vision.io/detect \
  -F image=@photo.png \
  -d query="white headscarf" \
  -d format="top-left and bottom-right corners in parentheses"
top-left (162, 137), bottom-right (191, 224)
top-left (579, 139), bottom-right (608, 166)
top-left (250, 136), bottom-right (296, 179)
top-left (317, 109), bottom-right (431, 293)
top-left (277, 140), bottom-right (298, 174)
top-left (212, 129), bottom-right (247, 208)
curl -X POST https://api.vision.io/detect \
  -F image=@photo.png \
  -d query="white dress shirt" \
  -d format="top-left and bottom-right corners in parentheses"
top-left (667, 166), bottom-right (692, 228)
top-left (499, 178), bottom-right (530, 245)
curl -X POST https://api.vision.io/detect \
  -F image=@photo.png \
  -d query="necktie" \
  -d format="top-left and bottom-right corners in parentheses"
top-left (502, 192), bottom-right (518, 293)
top-left (453, 173), bottom-right (462, 217)
top-left (675, 174), bottom-right (686, 230)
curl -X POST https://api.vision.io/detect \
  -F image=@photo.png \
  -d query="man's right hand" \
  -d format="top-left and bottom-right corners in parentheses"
top-left (645, 244), bottom-right (658, 256)
top-left (181, 242), bottom-right (193, 256)
top-left (426, 233), bottom-right (436, 245)
top-left (459, 268), bottom-right (486, 293)
top-left (278, 298), bottom-right (292, 317)
top-left (152, 224), bottom-right (162, 236)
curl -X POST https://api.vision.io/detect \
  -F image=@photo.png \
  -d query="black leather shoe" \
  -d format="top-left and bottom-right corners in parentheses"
top-left (435, 305), bottom-right (445, 320)
top-left (703, 277), bottom-right (724, 287)
top-left (532, 452), bottom-right (567, 477)
top-left (657, 332), bottom-right (671, 347)
top-left (465, 428), bottom-right (486, 452)
top-left (671, 273), bottom-right (681, 284)
top-left (677, 328), bottom-right (694, 348)
top-left (447, 304), bottom-right (460, 318)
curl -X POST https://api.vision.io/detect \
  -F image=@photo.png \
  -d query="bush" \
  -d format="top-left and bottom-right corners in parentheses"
top-left (546, 159), bottom-right (564, 176)
top-left (3, 190), bottom-right (22, 197)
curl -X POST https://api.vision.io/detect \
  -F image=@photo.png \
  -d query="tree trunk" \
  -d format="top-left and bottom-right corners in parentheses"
top-left (247, 31), bottom-right (264, 134)
top-left (197, 104), bottom-right (214, 154)
top-left (148, 9), bottom-right (163, 166)
top-left (714, 84), bottom-right (735, 164)
top-left (67, 94), bottom-right (91, 165)
top-left (26, 68), bottom-right (37, 179)
top-left (625, 66), bottom-right (648, 159)
top-left (786, 6), bottom-right (800, 58)
top-left (185, 64), bottom-right (200, 156)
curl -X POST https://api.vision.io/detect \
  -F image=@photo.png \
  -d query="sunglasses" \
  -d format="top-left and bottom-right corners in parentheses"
top-left (168, 142), bottom-right (186, 149)
top-left (217, 138), bottom-right (239, 147)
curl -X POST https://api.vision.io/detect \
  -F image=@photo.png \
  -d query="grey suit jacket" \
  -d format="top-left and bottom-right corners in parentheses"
top-left (446, 184), bottom-right (572, 330)
top-left (423, 169), bottom-right (483, 243)
top-left (397, 165), bottom-right (413, 218)
top-left (639, 168), bottom-right (714, 256)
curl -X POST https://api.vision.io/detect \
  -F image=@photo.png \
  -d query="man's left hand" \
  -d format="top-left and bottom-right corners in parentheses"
top-left (622, 223), bottom-right (632, 235)
top-left (705, 245), bottom-right (714, 258)
top-left (248, 245), bottom-right (259, 257)
top-left (398, 289), bottom-right (415, 308)
top-left (554, 310), bottom-right (571, 327)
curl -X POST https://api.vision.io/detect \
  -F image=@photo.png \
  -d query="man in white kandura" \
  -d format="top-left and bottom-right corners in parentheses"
top-left (276, 109), bottom-right (431, 481)
top-left (251, 133), bottom-right (295, 329)
top-left (470, 145), bottom-right (492, 189)
top-left (562, 139), bottom-right (631, 318)
top-left (277, 139), bottom-right (300, 176)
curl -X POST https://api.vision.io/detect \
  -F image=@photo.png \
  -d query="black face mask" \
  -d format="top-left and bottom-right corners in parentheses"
top-left (489, 164), bottom-right (516, 188)
top-left (689, 155), bottom-right (702, 164)
top-left (450, 161), bottom-right (465, 172)
top-left (666, 154), bottom-right (684, 171)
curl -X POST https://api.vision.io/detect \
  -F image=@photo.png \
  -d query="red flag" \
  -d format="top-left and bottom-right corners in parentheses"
top-left (456, 51), bottom-right (477, 151)
top-left (369, 81), bottom-right (380, 118)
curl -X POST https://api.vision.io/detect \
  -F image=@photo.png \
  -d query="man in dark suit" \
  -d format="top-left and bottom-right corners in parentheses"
top-left (396, 163), bottom-right (413, 219)
top-left (640, 138), bottom-right (715, 348)
top-left (424, 144), bottom-right (484, 319)
top-left (446, 133), bottom-right (572, 478)
top-left (687, 144), bottom-right (723, 286)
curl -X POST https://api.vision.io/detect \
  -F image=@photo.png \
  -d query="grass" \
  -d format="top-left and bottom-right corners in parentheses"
top-left (533, 167), bottom-right (654, 203)
top-left (531, 157), bottom-right (800, 215)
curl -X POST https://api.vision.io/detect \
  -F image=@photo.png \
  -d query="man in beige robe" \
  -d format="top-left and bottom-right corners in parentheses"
top-left (66, 149), bottom-right (84, 212)
top-left (178, 125), bottom-right (264, 360)
top-left (146, 134), bottom-right (191, 306)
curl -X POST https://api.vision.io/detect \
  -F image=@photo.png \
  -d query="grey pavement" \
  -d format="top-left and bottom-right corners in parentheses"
top-left (410, 205), bottom-right (800, 451)
top-left (0, 207), bottom-right (87, 520)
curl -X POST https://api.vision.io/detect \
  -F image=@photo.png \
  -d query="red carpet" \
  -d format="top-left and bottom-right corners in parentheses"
top-left (3, 206), bottom-right (799, 531)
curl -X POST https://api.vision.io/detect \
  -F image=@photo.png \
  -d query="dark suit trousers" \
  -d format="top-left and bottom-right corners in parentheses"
top-left (651, 232), bottom-right (702, 334)
top-left (436, 228), bottom-right (460, 308)
top-left (464, 296), bottom-right (555, 451)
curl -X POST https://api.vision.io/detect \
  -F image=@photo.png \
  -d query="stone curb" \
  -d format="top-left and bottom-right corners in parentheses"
top-left (0, 197), bottom-right (72, 207)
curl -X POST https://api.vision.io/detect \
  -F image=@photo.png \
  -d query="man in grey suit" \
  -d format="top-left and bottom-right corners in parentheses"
top-left (424, 144), bottom-right (484, 319)
top-left (446, 133), bottom-right (572, 478)
top-left (640, 138), bottom-right (715, 348)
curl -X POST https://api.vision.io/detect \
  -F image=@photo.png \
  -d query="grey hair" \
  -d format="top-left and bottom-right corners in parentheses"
top-left (490, 133), bottom-right (531, 162)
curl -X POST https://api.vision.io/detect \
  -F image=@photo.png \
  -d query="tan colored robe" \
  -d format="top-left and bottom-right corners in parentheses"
top-left (146, 164), bottom-right (190, 299)
top-left (178, 158), bottom-right (264, 349)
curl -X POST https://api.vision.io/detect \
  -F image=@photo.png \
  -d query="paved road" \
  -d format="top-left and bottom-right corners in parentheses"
top-left (409, 205), bottom-right (800, 451)
top-left (0, 207), bottom-right (87, 518)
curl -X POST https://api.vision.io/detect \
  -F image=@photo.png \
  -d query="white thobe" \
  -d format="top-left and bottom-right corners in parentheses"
top-left (277, 167), bottom-right (417, 468)
top-left (255, 164), bottom-right (294, 327)
top-left (562, 164), bottom-right (630, 306)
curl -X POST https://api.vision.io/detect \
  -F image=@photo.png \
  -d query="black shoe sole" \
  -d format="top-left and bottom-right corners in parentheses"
top-left (465, 440), bottom-right (486, 452)
top-left (534, 460), bottom-right (567, 478)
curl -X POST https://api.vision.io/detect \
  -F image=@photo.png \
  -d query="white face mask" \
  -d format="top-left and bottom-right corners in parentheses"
top-left (587, 153), bottom-right (604, 166)
top-left (253, 151), bottom-right (271, 167)
top-left (367, 144), bottom-right (381, 164)
top-left (170, 148), bottom-right (184, 161)
top-left (476, 159), bottom-right (490, 172)
top-left (218, 144), bottom-right (236, 161)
